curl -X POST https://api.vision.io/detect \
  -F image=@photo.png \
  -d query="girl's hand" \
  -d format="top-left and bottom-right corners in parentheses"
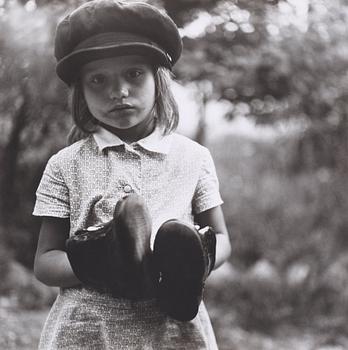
top-left (34, 217), bottom-right (81, 288)
top-left (195, 206), bottom-right (231, 270)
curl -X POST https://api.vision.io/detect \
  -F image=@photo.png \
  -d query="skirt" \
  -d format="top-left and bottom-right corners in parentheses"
top-left (39, 287), bottom-right (218, 350)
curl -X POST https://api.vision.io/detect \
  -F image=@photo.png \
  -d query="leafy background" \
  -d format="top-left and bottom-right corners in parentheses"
top-left (0, 0), bottom-right (348, 349)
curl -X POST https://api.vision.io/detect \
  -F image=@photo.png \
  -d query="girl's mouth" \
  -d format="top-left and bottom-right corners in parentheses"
top-left (109, 104), bottom-right (134, 112)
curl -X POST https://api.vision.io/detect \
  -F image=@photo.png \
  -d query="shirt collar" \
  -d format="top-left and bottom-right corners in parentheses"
top-left (93, 126), bottom-right (172, 155)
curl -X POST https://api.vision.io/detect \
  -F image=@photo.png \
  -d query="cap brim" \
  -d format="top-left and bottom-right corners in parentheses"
top-left (56, 32), bottom-right (172, 84)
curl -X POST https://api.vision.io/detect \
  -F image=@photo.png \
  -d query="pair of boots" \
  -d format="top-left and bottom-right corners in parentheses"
top-left (66, 194), bottom-right (216, 322)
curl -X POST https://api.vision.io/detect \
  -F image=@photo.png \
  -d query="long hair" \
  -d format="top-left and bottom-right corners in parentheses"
top-left (67, 67), bottom-right (179, 145)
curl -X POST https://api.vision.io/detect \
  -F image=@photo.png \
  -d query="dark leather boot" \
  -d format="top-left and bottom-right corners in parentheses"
top-left (153, 220), bottom-right (216, 321)
top-left (66, 194), bottom-right (155, 299)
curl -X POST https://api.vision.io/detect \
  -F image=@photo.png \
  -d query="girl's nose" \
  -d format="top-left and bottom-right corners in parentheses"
top-left (109, 80), bottom-right (129, 100)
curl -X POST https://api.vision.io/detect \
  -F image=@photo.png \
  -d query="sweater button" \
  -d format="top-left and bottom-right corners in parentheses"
top-left (124, 185), bottom-right (132, 193)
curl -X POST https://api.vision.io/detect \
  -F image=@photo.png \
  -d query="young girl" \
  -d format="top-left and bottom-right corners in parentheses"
top-left (33, 0), bottom-right (231, 349)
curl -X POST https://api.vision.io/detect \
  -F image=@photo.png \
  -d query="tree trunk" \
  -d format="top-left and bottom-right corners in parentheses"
top-left (0, 94), bottom-right (29, 224)
top-left (195, 85), bottom-right (208, 146)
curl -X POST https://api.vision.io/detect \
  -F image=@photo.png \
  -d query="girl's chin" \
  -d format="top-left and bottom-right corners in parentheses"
top-left (102, 118), bottom-right (137, 129)
top-left (100, 121), bottom-right (139, 132)
top-left (99, 114), bottom-right (155, 134)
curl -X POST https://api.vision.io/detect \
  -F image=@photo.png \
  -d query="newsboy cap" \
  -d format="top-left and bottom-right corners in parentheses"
top-left (55, 0), bottom-right (183, 84)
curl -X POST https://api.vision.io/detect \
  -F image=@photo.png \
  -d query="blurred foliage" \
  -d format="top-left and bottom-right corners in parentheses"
top-left (207, 134), bottom-right (348, 333)
top-left (0, 0), bottom-right (347, 336)
top-left (0, 1), bottom-right (71, 268)
top-left (173, 0), bottom-right (348, 169)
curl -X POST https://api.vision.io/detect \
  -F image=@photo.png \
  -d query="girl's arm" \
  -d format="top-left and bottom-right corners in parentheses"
top-left (195, 206), bottom-right (231, 270)
top-left (34, 217), bottom-right (81, 288)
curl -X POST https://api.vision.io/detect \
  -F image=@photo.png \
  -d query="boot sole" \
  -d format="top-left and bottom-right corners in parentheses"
top-left (153, 220), bottom-right (205, 321)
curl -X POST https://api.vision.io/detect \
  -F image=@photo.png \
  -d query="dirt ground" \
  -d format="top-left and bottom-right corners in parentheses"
top-left (209, 307), bottom-right (348, 350)
top-left (1, 300), bottom-right (348, 350)
top-left (0, 303), bottom-right (47, 350)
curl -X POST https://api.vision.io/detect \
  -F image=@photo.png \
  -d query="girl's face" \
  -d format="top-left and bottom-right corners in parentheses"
top-left (81, 55), bottom-right (156, 139)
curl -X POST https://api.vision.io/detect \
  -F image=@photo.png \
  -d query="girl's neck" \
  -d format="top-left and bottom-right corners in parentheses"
top-left (100, 117), bottom-right (156, 144)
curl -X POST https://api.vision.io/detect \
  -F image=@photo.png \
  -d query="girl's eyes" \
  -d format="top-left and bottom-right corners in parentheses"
top-left (127, 69), bottom-right (144, 79)
top-left (89, 74), bottom-right (106, 85)
top-left (85, 68), bottom-right (146, 86)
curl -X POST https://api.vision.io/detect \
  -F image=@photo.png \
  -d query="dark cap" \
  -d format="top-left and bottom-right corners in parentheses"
top-left (55, 0), bottom-right (183, 84)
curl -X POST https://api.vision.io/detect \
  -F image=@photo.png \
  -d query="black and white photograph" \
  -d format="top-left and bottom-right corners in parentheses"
top-left (0, 0), bottom-right (347, 349)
